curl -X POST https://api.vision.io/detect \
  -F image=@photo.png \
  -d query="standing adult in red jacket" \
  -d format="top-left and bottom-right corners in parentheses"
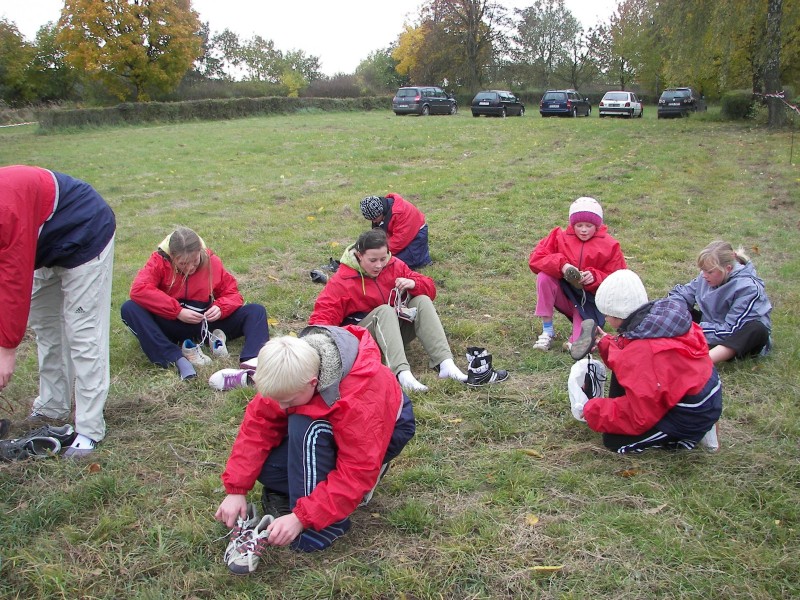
top-left (529, 197), bottom-right (627, 352)
top-left (121, 227), bottom-right (269, 381)
top-left (215, 326), bottom-right (415, 569)
top-left (309, 228), bottom-right (464, 392)
top-left (0, 165), bottom-right (115, 457)
top-left (360, 193), bottom-right (431, 269)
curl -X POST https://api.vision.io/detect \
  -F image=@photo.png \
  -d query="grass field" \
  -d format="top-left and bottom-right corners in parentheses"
top-left (1, 107), bottom-right (799, 599)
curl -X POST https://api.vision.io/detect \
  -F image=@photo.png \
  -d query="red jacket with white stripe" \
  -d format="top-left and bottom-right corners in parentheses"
top-left (221, 326), bottom-right (402, 531)
top-left (128, 246), bottom-right (243, 320)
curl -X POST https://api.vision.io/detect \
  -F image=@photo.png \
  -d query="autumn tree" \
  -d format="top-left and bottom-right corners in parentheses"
top-left (598, 0), bottom-right (653, 90)
top-left (0, 19), bottom-right (35, 104)
top-left (57, 0), bottom-right (202, 101)
top-left (511, 0), bottom-right (582, 89)
top-left (356, 48), bottom-right (405, 93)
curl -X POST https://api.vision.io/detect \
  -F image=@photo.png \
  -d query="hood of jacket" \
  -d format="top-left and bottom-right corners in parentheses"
top-left (338, 242), bottom-right (393, 276)
top-left (620, 297), bottom-right (693, 341)
top-left (298, 325), bottom-right (360, 406)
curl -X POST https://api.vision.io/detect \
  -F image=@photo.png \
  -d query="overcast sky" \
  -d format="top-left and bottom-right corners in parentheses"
top-left (2, 0), bottom-right (619, 76)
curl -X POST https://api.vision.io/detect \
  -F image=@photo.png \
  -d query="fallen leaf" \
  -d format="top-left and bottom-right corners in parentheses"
top-left (267, 317), bottom-right (279, 326)
top-left (617, 468), bottom-right (643, 478)
top-left (267, 275), bottom-right (279, 282)
top-left (306, 216), bottom-right (316, 222)
top-left (448, 418), bottom-right (462, 424)
top-left (532, 565), bottom-right (564, 572)
top-left (88, 463), bottom-right (102, 473)
top-left (330, 241), bottom-right (340, 248)
top-left (520, 448), bottom-right (544, 458)
top-left (643, 503), bottom-right (668, 515)
top-left (526, 514), bottom-right (540, 526)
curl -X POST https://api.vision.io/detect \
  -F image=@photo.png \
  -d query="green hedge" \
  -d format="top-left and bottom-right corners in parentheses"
top-left (720, 90), bottom-right (754, 120)
top-left (37, 96), bottom-right (390, 131)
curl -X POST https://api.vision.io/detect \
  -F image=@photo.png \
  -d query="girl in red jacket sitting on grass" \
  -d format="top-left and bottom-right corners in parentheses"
top-left (309, 228), bottom-right (466, 392)
top-left (121, 227), bottom-right (269, 382)
top-left (529, 196), bottom-right (627, 352)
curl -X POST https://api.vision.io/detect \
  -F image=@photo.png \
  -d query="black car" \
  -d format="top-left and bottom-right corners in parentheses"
top-left (539, 89), bottom-right (591, 117)
top-left (392, 86), bottom-right (458, 116)
top-left (471, 90), bottom-right (525, 117)
top-left (657, 87), bottom-right (707, 118)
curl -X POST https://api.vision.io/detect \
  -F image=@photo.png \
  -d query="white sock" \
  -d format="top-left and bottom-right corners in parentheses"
top-left (397, 370), bottom-right (428, 392)
top-left (437, 358), bottom-right (467, 382)
top-left (69, 433), bottom-right (96, 449)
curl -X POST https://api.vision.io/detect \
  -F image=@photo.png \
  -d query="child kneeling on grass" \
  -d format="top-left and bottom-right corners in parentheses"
top-left (577, 269), bottom-right (722, 454)
top-left (215, 325), bottom-right (415, 573)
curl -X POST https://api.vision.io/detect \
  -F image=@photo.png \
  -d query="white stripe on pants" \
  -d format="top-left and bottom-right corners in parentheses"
top-left (29, 236), bottom-right (114, 442)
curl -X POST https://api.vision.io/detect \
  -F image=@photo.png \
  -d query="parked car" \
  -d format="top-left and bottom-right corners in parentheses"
top-left (657, 87), bottom-right (707, 118)
top-left (392, 86), bottom-right (458, 116)
top-left (471, 90), bottom-right (525, 117)
top-left (598, 91), bottom-right (643, 118)
top-left (539, 89), bottom-right (591, 117)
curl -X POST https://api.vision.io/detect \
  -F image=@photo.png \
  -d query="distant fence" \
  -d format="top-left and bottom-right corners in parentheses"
top-left (37, 96), bottom-right (391, 131)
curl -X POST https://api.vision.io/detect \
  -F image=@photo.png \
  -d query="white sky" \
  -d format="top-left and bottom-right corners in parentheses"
top-left (2, 0), bottom-right (619, 76)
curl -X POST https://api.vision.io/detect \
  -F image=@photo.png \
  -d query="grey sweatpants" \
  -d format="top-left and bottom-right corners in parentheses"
top-left (29, 236), bottom-right (114, 442)
top-left (357, 295), bottom-right (454, 375)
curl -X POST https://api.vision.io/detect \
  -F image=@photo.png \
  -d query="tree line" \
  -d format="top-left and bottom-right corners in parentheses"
top-left (1, 0), bottom-right (796, 125)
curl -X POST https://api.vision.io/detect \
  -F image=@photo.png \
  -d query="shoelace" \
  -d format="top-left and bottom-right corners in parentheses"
top-left (199, 316), bottom-right (211, 346)
top-left (222, 371), bottom-right (248, 390)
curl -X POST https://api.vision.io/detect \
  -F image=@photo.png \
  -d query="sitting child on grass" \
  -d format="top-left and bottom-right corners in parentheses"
top-left (528, 196), bottom-right (627, 353)
top-left (668, 240), bottom-right (772, 364)
top-left (214, 325), bottom-right (415, 573)
top-left (575, 269), bottom-right (722, 454)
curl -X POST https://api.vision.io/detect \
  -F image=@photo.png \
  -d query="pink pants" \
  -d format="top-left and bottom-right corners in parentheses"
top-left (534, 272), bottom-right (584, 342)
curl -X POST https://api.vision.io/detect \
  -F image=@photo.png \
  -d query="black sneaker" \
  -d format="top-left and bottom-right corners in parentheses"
top-left (564, 266), bottom-right (583, 289)
top-left (261, 490), bottom-right (291, 518)
top-left (466, 354), bottom-right (509, 388)
top-left (0, 436), bottom-right (62, 462)
top-left (570, 320), bottom-right (598, 360)
top-left (20, 424), bottom-right (77, 448)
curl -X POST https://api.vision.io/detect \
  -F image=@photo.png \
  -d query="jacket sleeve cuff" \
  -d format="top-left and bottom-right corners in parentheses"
top-left (224, 486), bottom-right (250, 496)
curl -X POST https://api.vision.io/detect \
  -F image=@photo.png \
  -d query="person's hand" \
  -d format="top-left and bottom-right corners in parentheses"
top-left (580, 271), bottom-right (595, 286)
top-left (266, 512), bottom-right (304, 547)
top-left (214, 494), bottom-right (248, 528)
top-left (595, 326), bottom-right (608, 339)
top-left (561, 263), bottom-right (577, 276)
top-left (204, 305), bottom-right (222, 322)
top-left (0, 346), bottom-right (16, 391)
top-left (395, 277), bottom-right (416, 292)
top-left (177, 308), bottom-right (204, 324)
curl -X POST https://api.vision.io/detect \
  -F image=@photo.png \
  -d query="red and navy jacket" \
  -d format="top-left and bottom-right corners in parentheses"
top-left (221, 326), bottom-right (403, 531)
top-left (0, 165), bottom-right (115, 349)
top-left (377, 193), bottom-right (426, 256)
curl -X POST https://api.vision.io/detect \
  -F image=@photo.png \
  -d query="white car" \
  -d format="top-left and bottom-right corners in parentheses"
top-left (598, 91), bottom-right (643, 118)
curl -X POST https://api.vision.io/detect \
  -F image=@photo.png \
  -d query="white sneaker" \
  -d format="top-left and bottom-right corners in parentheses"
top-left (209, 369), bottom-right (254, 391)
top-left (182, 339), bottom-right (212, 366)
top-left (225, 514), bottom-right (275, 575)
top-left (698, 423), bottom-right (720, 452)
top-left (533, 332), bottom-right (553, 351)
top-left (210, 329), bottom-right (229, 358)
top-left (223, 503), bottom-right (260, 572)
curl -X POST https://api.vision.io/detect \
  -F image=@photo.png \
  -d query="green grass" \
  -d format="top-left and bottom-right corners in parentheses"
top-left (1, 107), bottom-right (799, 599)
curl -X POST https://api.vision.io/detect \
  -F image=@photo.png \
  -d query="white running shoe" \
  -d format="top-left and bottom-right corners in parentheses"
top-left (533, 332), bottom-right (553, 351)
top-left (182, 339), bottom-right (212, 366)
top-left (225, 514), bottom-right (275, 575)
top-left (210, 329), bottom-right (229, 358)
top-left (209, 369), bottom-right (254, 391)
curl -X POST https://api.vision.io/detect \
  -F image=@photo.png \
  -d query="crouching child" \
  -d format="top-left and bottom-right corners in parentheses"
top-left (580, 270), bottom-right (722, 454)
top-left (215, 325), bottom-right (415, 573)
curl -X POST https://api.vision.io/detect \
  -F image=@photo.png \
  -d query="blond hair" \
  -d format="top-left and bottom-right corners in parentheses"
top-left (166, 226), bottom-right (212, 296)
top-left (697, 240), bottom-right (750, 273)
top-left (253, 336), bottom-right (320, 398)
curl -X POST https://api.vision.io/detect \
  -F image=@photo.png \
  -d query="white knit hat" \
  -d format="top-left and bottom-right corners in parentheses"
top-left (595, 269), bottom-right (648, 319)
top-left (569, 196), bottom-right (603, 228)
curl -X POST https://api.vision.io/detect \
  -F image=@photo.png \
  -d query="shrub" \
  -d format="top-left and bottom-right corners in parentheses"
top-left (721, 90), bottom-right (754, 120)
top-left (36, 96), bottom-right (390, 131)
